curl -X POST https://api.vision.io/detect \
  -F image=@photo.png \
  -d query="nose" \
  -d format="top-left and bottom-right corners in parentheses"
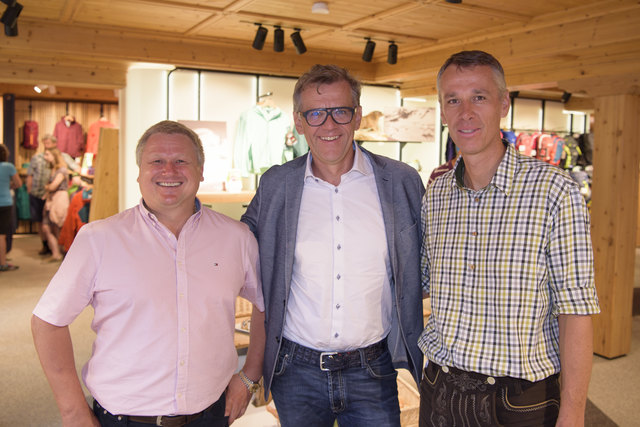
top-left (161, 161), bottom-right (178, 173)
top-left (460, 100), bottom-right (475, 120)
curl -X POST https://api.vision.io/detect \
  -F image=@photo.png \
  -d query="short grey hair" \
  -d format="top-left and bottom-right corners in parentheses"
top-left (42, 134), bottom-right (57, 143)
top-left (293, 64), bottom-right (361, 112)
top-left (437, 50), bottom-right (508, 100)
top-left (136, 120), bottom-right (204, 167)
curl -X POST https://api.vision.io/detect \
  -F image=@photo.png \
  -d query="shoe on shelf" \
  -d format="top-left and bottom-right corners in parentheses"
top-left (0, 264), bottom-right (19, 272)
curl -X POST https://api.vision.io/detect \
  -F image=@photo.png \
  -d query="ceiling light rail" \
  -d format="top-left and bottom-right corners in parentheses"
top-left (249, 22), bottom-right (307, 54)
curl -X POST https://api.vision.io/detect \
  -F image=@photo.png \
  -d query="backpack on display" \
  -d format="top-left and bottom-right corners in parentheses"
top-left (515, 132), bottom-right (537, 157)
top-left (562, 135), bottom-right (582, 169)
top-left (22, 120), bottom-right (39, 149)
top-left (536, 134), bottom-right (565, 166)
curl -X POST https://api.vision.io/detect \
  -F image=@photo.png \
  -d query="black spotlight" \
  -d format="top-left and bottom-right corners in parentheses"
top-left (362, 38), bottom-right (376, 62)
top-left (445, 0), bottom-right (462, 3)
top-left (252, 24), bottom-right (268, 50)
top-left (561, 91), bottom-right (572, 103)
top-left (1, 0), bottom-right (22, 37)
top-left (387, 41), bottom-right (398, 65)
top-left (290, 29), bottom-right (307, 55)
top-left (274, 26), bottom-right (284, 52)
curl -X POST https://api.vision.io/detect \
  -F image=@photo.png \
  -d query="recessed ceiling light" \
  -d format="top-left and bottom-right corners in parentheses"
top-left (312, 1), bottom-right (329, 14)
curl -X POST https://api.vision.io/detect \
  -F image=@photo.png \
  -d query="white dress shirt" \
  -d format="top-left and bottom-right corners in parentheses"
top-left (283, 145), bottom-right (392, 352)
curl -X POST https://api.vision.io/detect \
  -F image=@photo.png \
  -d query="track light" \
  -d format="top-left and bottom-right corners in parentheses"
top-left (1, 0), bottom-right (22, 37)
top-left (273, 26), bottom-right (284, 52)
top-left (362, 38), bottom-right (376, 62)
top-left (290, 29), bottom-right (307, 55)
top-left (561, 91), bottom-right (572, 103)
top-left (252, 24), bottom-right (268, 50)
top-left (387, 41), bottom-right (398, 65)
top-left (445, 0), bottom-right (462, 3)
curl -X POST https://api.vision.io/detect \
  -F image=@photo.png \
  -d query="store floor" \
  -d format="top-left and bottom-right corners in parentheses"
top-left (1, 234), bottom-right (639, 426)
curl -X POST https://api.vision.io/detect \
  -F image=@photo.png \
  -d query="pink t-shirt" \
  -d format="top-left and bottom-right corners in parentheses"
top-left (33, 200), bottom-right (264, 416)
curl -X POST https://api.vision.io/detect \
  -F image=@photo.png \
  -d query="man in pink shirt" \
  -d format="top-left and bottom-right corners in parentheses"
top-left (32, 120), bottom-right (265, 427)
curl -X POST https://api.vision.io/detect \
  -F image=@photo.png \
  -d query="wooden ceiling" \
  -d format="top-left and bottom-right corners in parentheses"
top-left (1, 0), bottom-right (639, 103)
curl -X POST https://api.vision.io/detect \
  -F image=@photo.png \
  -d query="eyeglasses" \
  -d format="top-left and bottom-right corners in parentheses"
top-left (299, 107), bottom-right (357, 127)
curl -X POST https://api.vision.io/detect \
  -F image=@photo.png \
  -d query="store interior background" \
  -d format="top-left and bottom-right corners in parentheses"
top-left (1, 0), bottom-right (639, 425)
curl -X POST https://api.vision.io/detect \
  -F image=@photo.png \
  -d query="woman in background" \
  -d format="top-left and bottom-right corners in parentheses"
top-left (0, 144), bottom-right (21, 271)
top-left (41, 148), bottom-right (69, 262)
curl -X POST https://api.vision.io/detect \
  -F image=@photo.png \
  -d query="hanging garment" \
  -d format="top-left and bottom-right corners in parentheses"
top-left (59, 189), bottom-right (92, 251)
top-left (54, 116), bottom-right (84, 158)
top-left (233, 105), bottom-right (290, 176)
top-left (86, 118), bottom-right (115, 155)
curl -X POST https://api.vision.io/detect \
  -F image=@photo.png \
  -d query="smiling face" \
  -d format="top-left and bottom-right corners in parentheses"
top-left (137, 132), bottom-right (204, 220)
top-left (294, 80), bottom-right (362, 179)
top-left (439, 65), bottom-right (510, 161)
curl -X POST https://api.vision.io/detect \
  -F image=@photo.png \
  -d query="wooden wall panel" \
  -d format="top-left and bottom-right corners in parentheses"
top-left (89, 128), bottom-right (120, 222)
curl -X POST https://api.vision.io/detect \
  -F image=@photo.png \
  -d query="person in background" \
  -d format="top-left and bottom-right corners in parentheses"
top-left (41, 148), bottom-right (70, 262)
top-left (32, 120), bottom-right (265, 427)
top-left (0, 144), bottom-right (21, 272)
top-left (242, 64), bottom-right (425, 427)
top-left (418, 50), bottom-right (600, 426)
top-left (27, 135), bottom-right (79, 256)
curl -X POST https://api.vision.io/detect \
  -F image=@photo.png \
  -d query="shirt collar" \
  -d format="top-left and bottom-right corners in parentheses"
top-left (138, 198), bottom-right (203, 225)
top-left (452, 140), bottom-right (516, 195)
top-left (304, 141), bottom-right (372, 181)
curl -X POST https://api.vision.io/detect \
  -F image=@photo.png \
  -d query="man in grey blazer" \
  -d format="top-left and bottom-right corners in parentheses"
top-left (241, 64), bottom-right (425, 427)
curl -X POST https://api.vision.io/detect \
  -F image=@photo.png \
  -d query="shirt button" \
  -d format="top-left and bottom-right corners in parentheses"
top-left (180, 360), bottom-right (185, 366)
top-left (471, 231), bottom-right (478, 237)
top-left (335, 188), bottom-right (339, 193)
top-left (336, 274), bottom-right (341, 280)
top-left (336, 304), bottom-right (340, 309)
top-left (336, 215), bottom-right (340, 221)
top-left (337, 244), bottom-right (341, 250)
top-left (474, 197), bottom-right (480, 203)
top-left (334, 333), bottom-right (339, 338)
top-left (469, 264), bottom-right (475, 270)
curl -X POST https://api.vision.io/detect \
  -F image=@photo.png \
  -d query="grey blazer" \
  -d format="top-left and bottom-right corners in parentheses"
top-left (241, 147), bottom-right (426, 395)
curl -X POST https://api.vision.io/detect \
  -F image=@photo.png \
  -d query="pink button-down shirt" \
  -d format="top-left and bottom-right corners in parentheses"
top-left (33, 200), bottom-right (264, 416)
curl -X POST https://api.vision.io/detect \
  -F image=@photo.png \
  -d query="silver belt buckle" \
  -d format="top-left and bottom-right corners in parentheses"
top-left (320, 351), bottom-right (338, 371)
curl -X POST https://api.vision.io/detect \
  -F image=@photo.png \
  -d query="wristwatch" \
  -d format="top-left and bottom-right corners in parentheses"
top-left (238, 370), bottom-right (260, 394)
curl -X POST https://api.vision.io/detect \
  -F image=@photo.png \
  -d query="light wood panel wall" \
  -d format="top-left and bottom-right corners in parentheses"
top-left (12, 99), bottom-right (118, 171)
top-left (89, 128), bottom-right (120, 222)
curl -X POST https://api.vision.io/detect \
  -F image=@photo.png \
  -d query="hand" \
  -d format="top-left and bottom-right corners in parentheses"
top-left (225, 374), bottom-right (253, 424)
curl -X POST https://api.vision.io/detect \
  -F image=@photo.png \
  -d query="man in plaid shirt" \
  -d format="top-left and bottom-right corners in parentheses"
top-left (418, 50), bottom-right (600, 427)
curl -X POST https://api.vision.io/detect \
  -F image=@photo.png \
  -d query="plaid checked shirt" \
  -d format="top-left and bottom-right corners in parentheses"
top-left (418, 143), bottom-right (600, 381)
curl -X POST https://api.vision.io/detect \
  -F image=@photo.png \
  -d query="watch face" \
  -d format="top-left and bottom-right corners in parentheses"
top-left (249, 383), bottom-right (260, 393)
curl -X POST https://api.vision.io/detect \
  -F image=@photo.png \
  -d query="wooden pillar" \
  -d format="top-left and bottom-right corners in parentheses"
top-left (590, 94), bottom-right (640, 357)
top-left (90, 127), bottom-right (120, 222)
top-left (560, 74), bottom-right (640, 358)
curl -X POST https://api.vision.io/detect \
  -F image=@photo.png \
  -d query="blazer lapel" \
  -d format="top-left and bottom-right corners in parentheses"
top-left (284, 161), bottom-right (306, 294)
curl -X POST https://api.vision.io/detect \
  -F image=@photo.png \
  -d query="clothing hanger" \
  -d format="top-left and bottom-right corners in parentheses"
top-left (257, 92), bottom-right (275, 108)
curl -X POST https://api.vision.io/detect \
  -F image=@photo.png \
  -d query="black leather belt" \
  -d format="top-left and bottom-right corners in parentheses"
top-left (281, 337), bottom-right (387, 371)
top-left (94, 399), bottom-right (218, 427)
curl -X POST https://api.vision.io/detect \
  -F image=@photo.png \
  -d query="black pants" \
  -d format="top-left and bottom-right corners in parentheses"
top-left (93, 394), bottom-right (228, 427)
top-left (419, 362), bottom-right (560, 427)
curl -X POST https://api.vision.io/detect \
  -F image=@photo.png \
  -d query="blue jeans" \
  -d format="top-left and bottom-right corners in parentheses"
top-left (270, 340), bottom-right (401, 427)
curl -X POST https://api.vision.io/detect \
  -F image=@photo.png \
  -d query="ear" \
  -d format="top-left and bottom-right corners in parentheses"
top-left (353, 106), bottom-right (363, 130)
top-left (293, 112), bottom-right (305, 134)
top-left (440, 108), bottom-right (448, 126)
top-left (501, 92), bottom-right (511, 118)
top-left (200, 166), bottom-right (204, 182)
